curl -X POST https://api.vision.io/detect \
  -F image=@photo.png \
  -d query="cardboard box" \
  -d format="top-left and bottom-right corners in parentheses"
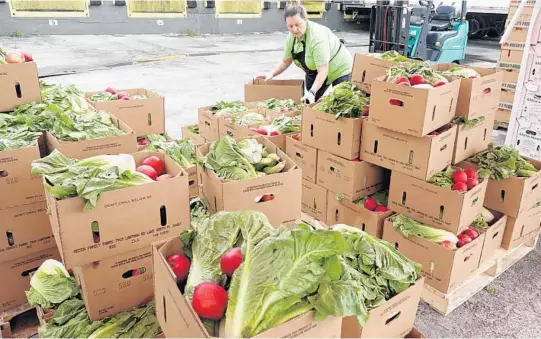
top-left (0, 201), bottom-right (56, 264)
top-left (45, 114), bottom-right (138, 159)
top-left (45, 151), bottom-right (190, 268)
top-left (0, 62), bottom-right (41, 113)
top-left (86, 89), bottom-right (165, 137)
top-left (326, 191), bottom-right (393, 238)
top-left (369, 77), bottom-right (460, 137)
top-left (317, 150), bottom-right (385, 201)
top-left (285, 134), bottom-right (318, 183)
top-left (360, 121), bottom-right (457, 181)
top-left (495, 108), bottom-right (511, 125)
top-left (509, 2), bottom-right (535, 17)
top-left (153, 238), bottom-right (342, 338)
top-left (506, 25), bottom-right (530, 42)
top-left (434, 65), bottom-right (502, 119)
top-left (341, 277), bottom-right (424, 338)
top-left (351, 54), bottom-right (401, 93)
top-left (452, 111), bottom-right (495, 164)
top-left (382, 218), bottom-right (484, 293)
top-left (460, 158), bottom-right (541, 218)
top-left (0, 137), bottom-right (45, 210)
top-left (478, 210), bottom-right (507, 264)
top-left (500, 88), bottom-right (516, 107)
top-left (388, 171), bottom-right (487, 234)
top-left (502, 202), bottom-right (541, 250)
top-left (186, 165), bottom-right (199, 198)
top-left (219, 118), bottom-right (262, 139)
top-left (198, 136), bottom-right (302, 227)
top-left (0, 247), bottom-right (61, 312)
top-left (74, 246), bottom-right (154, 321)
top-left (301, 105), bottom-right (363, 160)
top-left (301, 179), bottom-right (327, 223)
top-left (244, 79), bottom-right (304, 103)
top-left (197, 104), bottom-right (259, 142)
top-left (500, 48), bottom-right (524, 64)
top-left (181, 125), bottom-right (207, 146)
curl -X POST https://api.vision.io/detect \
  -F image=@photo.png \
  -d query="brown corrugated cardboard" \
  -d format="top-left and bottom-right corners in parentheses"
top-left (433, 65), bottom-right (502, 119)
top-left (301, 106), bottom-right (363, 160)
top-left (74, 246), bottom-right (154, 321)
top-left (502, 202), bottom-right (541, 250)
top-left (0, 201), bottom-right (56, 264)
top-left (500, 88), bottom-right (516, 107)
top-left (0, 247), bottom-right (61, 312)
top-left (360, 121), bottom-right (457, 181)
top-left (301, 179), bottom-right (327, 223)
top-left (383, 218), bottom-right (484, 293)
top-left (460, 158), bottom-right (541, 218)
top-left (0, 137), bottom-right (45, 210)
top-left (186, 165), bottom-right (199, 198)
top-left (317, 150), bottom-right (385, 201)
top-left (285, 134), bottom-right (318, 183)
top-left (495, 108), bottom-right (511, 125)
top-left (500, 48), bottom-right (524, 64)
top-left (508, 5), bottom-right (534, 19)
top-left (478, 210), bottom-right (507, 264)
top-left (341, 277), bottom-right (424, 338)
top-left (86, 89), bottom-right (165, 137)
top-left (506, 25), bottom-right (529, 42)
top-left (198, 107), bottom-right (220, 141)
top-left (0, 62), bottom-right (41, 113)
top-left (219, 119), bottom-right (261, 139)
top-left (45, 151), bottom-right (190, 269)
top-left (244, 79), bottom-right (304, 103)
top-left (389, 171), bottom-right (487, 234)
top-left (198, 136), bottom-right (302, 227)
top-left (153, 238), bottom-right (342, 338)
top-left (351, 54), bottom-right (400, 93)
top-left (181, 125), bottom-right (207, 146)
top-left (326, 191), bottom-right (393, 238)
top-left (452, 111), bottom-right (495, 164)
top-left (45, 114), bottom-right (138, 159)
top-left (369, 77), bottom-right (460, 137)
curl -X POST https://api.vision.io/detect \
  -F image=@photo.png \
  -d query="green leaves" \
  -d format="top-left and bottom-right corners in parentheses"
top-left (452, 116), bottom-right (485, 130)
top-left (143, 135), bottom-right (196, 168)
top-left (470, 144), bottom-right (539, 181)
top-left (390, 214), bottom-right (459, 245)
top-left (313, 81), bottom-right (370, 119)
top-left (257, 98), bottom-right (301, 112)
top-left (428, 166), bottom-right (455, 189)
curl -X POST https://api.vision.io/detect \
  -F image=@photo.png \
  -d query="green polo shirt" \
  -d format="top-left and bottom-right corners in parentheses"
top-left (284, 21), bottom-right (353, 85)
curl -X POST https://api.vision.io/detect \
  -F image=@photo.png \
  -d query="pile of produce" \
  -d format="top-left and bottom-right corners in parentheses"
top-left (167, 211), bottom-right (420, 338)
top-left (469, 144), bottom-right (539, 180)
top-left (390, 214), bottom-right (459, 249)
top-left (313, 81), bottom-right (370, 119)
top-left (337, 190), bottom-right (389, 212)
top-left (368, 50), bottom-right (409, 62)
top-left (256, 98), bottom-right (301, 113)
top-left (456, 228), bottom-right (480, 248)
top-left (89, 87), bottom-right (148, 101)
top-left (31, 150), bottom-right (154, 211)
top-left (26, 260), bottom-right (160, 338)
top-left (452, 116), bottom-right (485, 130)
top-left (439, 66), bottom-right (480, 79)
top-left (136, 154), bottom-right (171, 181)
top-left (0, 114), bottom-right (42, 151)
top-left (200, 136), bottom-right (286, 180)
top-left (140, 134), bottom-right (196, 169)
top-left (230, 111), bottom-right (266, 127)
top-left (385, 62), bottom-right (449, 89)
top-left (428, 167), bottom-right (481, 192)
top-left (470, 208), bottom-right (497, 234)
top-left (252, 115), bottom-right (301, 136)
top-left (210, 100), bottom-right (249, 118)
top-left (0, 48), bottom-right (33, 64)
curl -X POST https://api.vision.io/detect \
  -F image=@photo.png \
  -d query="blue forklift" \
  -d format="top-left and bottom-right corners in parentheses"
top-left (369, 0), bottom-right (469, 64)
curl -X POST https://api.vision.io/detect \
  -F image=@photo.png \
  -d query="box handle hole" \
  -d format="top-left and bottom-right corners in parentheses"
top-left (373, 140), bottom-right (378, 154)
top-left (402, 192), bottom-right (407, 205)
top-left (394, 242), bottom-right (399, 249)
top-left (408, 150), bottom-right (414, 164)
top-left (163, 295), bottom-right (167, 323)
top-left (432, 106), bottom-right (436, 121)
top-left (483, 128), bottom-right (487, 141)
top-left (429, 260), bottom-right (435, 274)
top-left (363, 176), bottom-right (367, 188)
top-left (500, 189), bottom-right (506, 202)
top-left (449, 98), bottom-right (454, 112)
top-left (21, 266), bottom-right (40, 277)
top-left (337, 132), bottom-right (342, 146)
top-left (122, 267), bottom-right (146, 279)
top-left (361, 70), bottom-right (366, 82)
top-left (439, 205), bottom-right (444, 219)
top-left (464, 254), bottom-right (472, 262)
top-left (440, 144), bottom-right (447, 152)
top-left (160, 206), bottom-right (167, 226)
top-left (334, 209), bottom-right (339, 222)
top-left (6, 230), bottom-right (14, 246)
top-left (189, 180), bottom-right (195, 186)
top-left (255, 194), bottom-right (275, 203)
top-left (361, 223), bottom-right (366, 231)
top-left (91, 221), bottom-right (100, 244)
top-left (310, 124), bottom-right (314, 137)
top-left (482, 88), bottom-right (491, 95)
top-left (15, 82), bottom-right (22, 98)
top-left (147, 113), bottom-right (152, 126)
top-left (464, 137), bottom-right (468, 150)
top-left (492, 231), bottom-right (499, 239)
top-left (205, 121), bottom-right (211, 127)
top-left (532, 184), bottom-right (538, 191)
top-left (385, 311), bottom-right (401, 325)
top-left (390, 99), bottom-right (404, 107)
top-left (312, 198), bottom-right (317, 209)
top-left (295, 151), bottom-right (303, 159)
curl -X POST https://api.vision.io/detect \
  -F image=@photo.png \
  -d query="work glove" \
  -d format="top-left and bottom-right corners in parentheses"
top-left (301, 90), bottom-right (316, 104)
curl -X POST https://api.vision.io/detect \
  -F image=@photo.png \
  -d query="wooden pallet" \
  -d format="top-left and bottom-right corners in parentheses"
top-left (0, 303), bottom-right (40, 338)
top-left (422, 235), bottom-right (538, 315)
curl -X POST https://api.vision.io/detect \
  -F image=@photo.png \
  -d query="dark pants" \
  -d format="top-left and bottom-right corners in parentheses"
top-left (307, 73), bottom-right (352, 102)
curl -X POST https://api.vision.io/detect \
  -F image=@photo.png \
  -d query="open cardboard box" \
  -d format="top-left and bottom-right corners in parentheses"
top-left (182, 125), bottom-right (207, 146)
top-left (73, 245), bottom-right (154, 321)
top-left (0, 201), bottom-right (56, 263)
top-left (86, 88), bottom-right (165, 137)
top-left (45, 151), bottom-right (190, 269)
top-left (153, 238), bottom-right (342, 338)
top-left (433, 64), bottom-right (503, 119)
top-left (197, 103), bottom-right (259, 142)
top-left (478, 209), bottom-right (507, 264)
top-left (360, 121), bottom-right (457, 181)
top-left (0, 247), bottom-right (61, 312)
top-left (317, 150), bottom-right (385, 201)
top-left (369, 76), bottom-right (459, 137)
top-left (388, 171), bottom-right (488, 234)
top-left (45, 113), bottom-right (138, 159)
top-left (0, 135), bottom-right (45, 209)
top-left (459, 158), bottom-right (541, 218)
top-left (452, 111), bottom-right (495, 164)
top-left (502, 201), bottom-right (541, 250)
top-left (244, 78), bottom-right (304, 103)
top-left (382, 217), bottom-right (484, 294)
top-left (500, 48), bottom-right (524, 64)
top-left (197, 136), bottom-right (302, 227)
top-left (301, 179), bottom-right (328, 224)
top-left (0, 62), bottom-right (41, 113)
top-left (351, 54), bottom-right (414, 94)
top-left (286, 133), bottom-right (318, 183)
top-left (301, 105), bottom-right (363, 160)
top-left (326, 191), bottom-right (393, 238)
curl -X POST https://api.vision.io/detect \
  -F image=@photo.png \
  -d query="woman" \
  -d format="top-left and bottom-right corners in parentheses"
top-left (258, 4), bottom-right (353, 103)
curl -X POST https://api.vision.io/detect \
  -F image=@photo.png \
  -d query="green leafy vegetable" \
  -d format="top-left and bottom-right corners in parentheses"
top-left (385, 62), bottom-right (448, 86)
top-left (0, 114), bottom-right (42, 151)
top-left (271, 115), bottom-right (301, 134)
top-left (469, 144), bottom-right (538, 180)
top-left (452, 116), bottom-right (485, 130)
top-left (390, 214), bottom-right (459, 245)
top-left (313, 81), bottom-right (370, 119)
top-left (369, 50), bottom-right (409, 62)
top-left (210, 101), bottom-right (249, 118)
top-left (353, 190), bottom-right (389, 207)
top-left (439, 67), bottom-right (481, 79)
top-left (143, 134), bottom-right (196, 168)
top-left (231, 112), bottom-right (266, 126)
top-left (470, 216), bottom-right (489, 232)
top-left (256, 98), bottom-right (301, 112)
top-left (187, 125), bottom-right (200, 134)
top-left (189, 197), bottom-right (211, 229)
top-left (428, 167), bottom-right (455, 188)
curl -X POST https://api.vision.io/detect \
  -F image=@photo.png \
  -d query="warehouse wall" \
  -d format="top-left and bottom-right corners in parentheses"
top-left (0, 1), bottom-right (360, 36)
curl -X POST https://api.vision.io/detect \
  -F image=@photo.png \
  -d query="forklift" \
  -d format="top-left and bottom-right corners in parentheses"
top-left (369, 0), bottom-right (469, 64)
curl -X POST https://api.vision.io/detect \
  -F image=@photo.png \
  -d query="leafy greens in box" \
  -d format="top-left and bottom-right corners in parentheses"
top-left (0, 113), bottom-right (42, 151)
top-left (141, 134), bottom-right (196, 168)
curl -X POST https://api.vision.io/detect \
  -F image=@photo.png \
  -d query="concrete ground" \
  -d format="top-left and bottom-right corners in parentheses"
top-left (1, 31), bottom-right (539, 338)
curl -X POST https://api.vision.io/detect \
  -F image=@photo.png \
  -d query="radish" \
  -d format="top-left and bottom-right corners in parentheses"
top-left (463, 229), bottom-right (479, 240)
top-left (452, 169), bottom-right (468, 184)
top-left (136, 165), bottom-right (158, 180)
top-left (138, 139), bottom-right (150, 146)
top-left (105, 87), bottom-right (117, 95)
top-left (434, 80), bottom-right (447, 87)
top-left (409, 74), bottom-right (425, 86)
top-left (157, 174), bottom-right (172, 181)
top-left (293, 134), bottom-right (301, 141)
top-left (394, 77), bottom-right (410, 85)
top-left (464, 168), bottom-right (478, 180)
top-left (466, 177), bottom-right (479, 190)
top-left (220, 248), bottom-right (243, 276)
top-left (398, 81), bottom-right (411, 86)
top-left (142, 155), bottom-right (165, 175)
top-left (452, 182), bottom-right (468, 192)
top-left (5, 53), bottom-right (24, 64)
top-left (21, 52), bottom-right (33, 62)
top-left (192, 283), bottom-right (228, 320)
top-left (362, 106), bottom-right (369, 115)
top-left (364, 198), bottom-right (378, 211)
top-left (374, 205), bottom-right (389, 213)
top-left (390, 99), bottom-right (402, 106)
top-left (167, 253), bottom-right (191, 281)
top-left (457, 235), bottom-right (472, 248)
top-left (441, 240), bottom-right (455, 249)
top-left (429, 131), bottom-right (440, 136)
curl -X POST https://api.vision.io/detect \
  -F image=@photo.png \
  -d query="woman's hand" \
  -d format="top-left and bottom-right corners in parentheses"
top-left (257, 59), bottom-right (292, 82)
top-left (255, 72), bottom-right (275, 82)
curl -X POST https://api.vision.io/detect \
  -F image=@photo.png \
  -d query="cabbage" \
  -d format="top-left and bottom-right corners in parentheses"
top-left (201, 136), bottom-right (260, 180)
top-left (390, 214), bottom-right (459, 244)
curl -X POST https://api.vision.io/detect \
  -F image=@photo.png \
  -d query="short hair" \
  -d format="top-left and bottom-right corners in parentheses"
top-left (284, 4), bottom-right (307, 20)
